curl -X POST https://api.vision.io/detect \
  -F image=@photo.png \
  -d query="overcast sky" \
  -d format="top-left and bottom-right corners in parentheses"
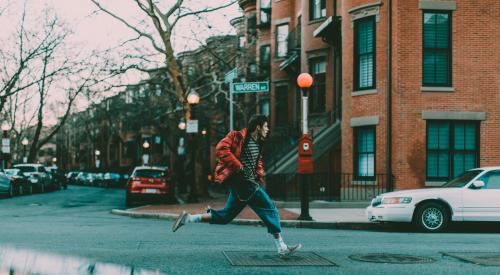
top-left (0, 0), bottom-right (242, 125)
top-left (1, 0), bottom-right (242, 53)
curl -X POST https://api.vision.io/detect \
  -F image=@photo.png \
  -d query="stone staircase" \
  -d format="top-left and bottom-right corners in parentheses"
top-left (266, 120), bottom-right (341, 175)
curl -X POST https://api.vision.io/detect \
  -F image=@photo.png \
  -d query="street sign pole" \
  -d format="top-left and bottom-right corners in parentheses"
top-left (224, 68), bottom-right (238, 131)
top-left (229, 79), bottom-right (234, 131)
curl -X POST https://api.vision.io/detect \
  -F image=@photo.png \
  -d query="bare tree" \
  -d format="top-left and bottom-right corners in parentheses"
top-left (0, 4), bottom-right (66, 113)
top-left (89, 0), bottom-right (237, 120)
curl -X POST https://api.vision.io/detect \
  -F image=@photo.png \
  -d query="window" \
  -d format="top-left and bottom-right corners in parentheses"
top-left (354, 127), bottom-right (375, 179)
top-left (275, 85), bottom-right (288, 126)
top-left (310, 0), bottom-right (326, 20)
top-left (354, 16), bottom-right (376, 90)
top-left (187, 66), bottom-right (195, 82)
top-left (309, 57), bottom-right (326, 113)
top-left (247, 15), bottom-right (257, 35)
top-left (260, 99), bottom-right (270, 116)
top-left (260, 0), bottom-right (271, 26)
top-left (276, 24), bottom-right (289, 58)
top-left (238, 36), bottom-right (245, 49)
top-left (248, 62), bottom-right (257, 77)
top-left (423, 11), bottom-right (451, 87)
top-left (427, 121), bottom-right (479, 181)
top-left (478, 171), bottom-right (500, 189)
top-left (125, 90), bottom-right (133, 104)
top-left (260, 45), bottom-right (271, 75)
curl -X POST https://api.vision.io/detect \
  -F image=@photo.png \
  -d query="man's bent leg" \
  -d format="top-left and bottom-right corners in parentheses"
top-left (209, 189), bottom-right (246, 224)
top-left (247, 188), bottom-right (281, 234)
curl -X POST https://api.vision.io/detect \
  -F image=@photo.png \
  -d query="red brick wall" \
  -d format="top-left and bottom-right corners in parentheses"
top-left (392, 0), bottom-right (500, 189)
top-left (341, 0), bottom-right (389, 177)
top-left (342, 0), bottom-right (500, 190)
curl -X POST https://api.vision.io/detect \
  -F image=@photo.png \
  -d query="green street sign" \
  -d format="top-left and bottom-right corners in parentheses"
top-left (224, 68), bottom-right (238, 83)
top-left (232, 81), bottom-right (269, 94)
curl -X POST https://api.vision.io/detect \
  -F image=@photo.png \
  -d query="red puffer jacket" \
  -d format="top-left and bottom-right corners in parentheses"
top-left (213, 129), bottom-right (265, 184)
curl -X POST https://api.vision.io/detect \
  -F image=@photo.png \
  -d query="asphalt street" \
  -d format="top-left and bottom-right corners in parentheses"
top-left (1, 186), bottom-right (500, 274)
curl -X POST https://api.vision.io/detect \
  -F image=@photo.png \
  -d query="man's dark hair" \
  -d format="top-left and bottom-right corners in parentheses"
top-left (247, 114), bottom-right (268, 133)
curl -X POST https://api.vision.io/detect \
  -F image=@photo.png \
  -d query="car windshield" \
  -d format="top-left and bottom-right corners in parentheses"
top-left (442, 170), bottom-right (483, 188)
top-left (133, 169), bottom-right (164, 179)
top-left (5, 169), bottom-right (19, 176)
top-left (15, 166), bottom-right (36, 173)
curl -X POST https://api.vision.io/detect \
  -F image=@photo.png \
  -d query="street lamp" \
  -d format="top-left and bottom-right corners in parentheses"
top-left (178, 121), bottom-right (186, 131)
top-left (21, 137), bottom-right (28, 163)
top-left (187, 91), bottom-right (200, 106)
top-left (95, 149), bottom-right (100, 170)
top-left (296, 73), bottom-right (314, 221)
top-left (52, 157), bottom-right (57, 165)
top-left (142, 140), bottom-right (150, 165)
top-left (1, 122), bottom-right (9, 169)
top-left (186, 90), bottom-right (200, 203)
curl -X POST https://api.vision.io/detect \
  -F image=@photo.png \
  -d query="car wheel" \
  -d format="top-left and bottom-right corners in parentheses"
top-left (415, 202), bottom-right (449, 232)
top-left (7, 184), bottom-right (13, 198)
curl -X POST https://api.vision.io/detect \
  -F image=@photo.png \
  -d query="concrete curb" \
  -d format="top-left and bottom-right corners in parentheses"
top-left (274, 201), bottom-right (370, 209)
top-left (110, 209), bottom-right (380, 230)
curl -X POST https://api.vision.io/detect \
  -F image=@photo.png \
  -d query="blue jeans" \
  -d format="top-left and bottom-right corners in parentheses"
top-left (209, 187), bottom-right (282, 234)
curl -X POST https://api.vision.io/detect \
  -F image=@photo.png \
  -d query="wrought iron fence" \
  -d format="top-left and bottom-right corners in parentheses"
top-left (265, 173), bottom-right (391, 201)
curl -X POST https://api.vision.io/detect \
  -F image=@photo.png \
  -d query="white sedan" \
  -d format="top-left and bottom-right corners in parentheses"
top-left (366, 167), bottom-right (500, 232)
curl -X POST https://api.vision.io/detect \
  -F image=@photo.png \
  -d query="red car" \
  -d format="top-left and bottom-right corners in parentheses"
top-left (125, 166), bottom-right (174, 207)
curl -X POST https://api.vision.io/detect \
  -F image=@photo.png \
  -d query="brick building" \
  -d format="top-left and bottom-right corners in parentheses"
top-left (238, 0), bottom-right (499, 197)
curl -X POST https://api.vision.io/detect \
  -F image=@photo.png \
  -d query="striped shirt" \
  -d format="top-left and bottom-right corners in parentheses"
top-left (240, 137), bottom-right (260, 181)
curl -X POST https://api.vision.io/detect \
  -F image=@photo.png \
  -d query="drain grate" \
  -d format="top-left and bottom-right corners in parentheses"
top-left (442, 252), bottom-right (500, 266)
top-left (349, 253), bottom-right (435, 264)
top-left (223, 251), bottom-right (336, 266)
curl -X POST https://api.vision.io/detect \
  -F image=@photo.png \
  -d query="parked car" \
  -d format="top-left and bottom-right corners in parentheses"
top-left (13, 164), bottom-right (51, 193)
top-left (5, 168), bottom-right (32, 195)
top-left (104, 172), bottom-right (121, 188)
top-left (75, 172), bottom-right (89, 185)
top-left (125, 166), bottom-right (173, 207)
top-left (66, 171), bottom-right (80, 185)
top-left (0, 171), bottom-right (14, 198)
top-left (47, 167), bottom-right (67, 189)
top-left (366, 167), bottom-right (500, 232)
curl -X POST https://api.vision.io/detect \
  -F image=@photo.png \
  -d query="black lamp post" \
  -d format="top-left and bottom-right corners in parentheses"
top-left (177, 120), bottom-right (187, 194)
top-left (21, 137), bottom-right (28, 163)
top-left (142, 140), bottom-right (150, 165)
top-left (95, 149), bottom-right (101, 171)
top-left (186, 91), bottom-right (200, 203)
top-left (296, 73), bottom-right (314, 221)
top-left (1, 122), bottom-right (9, 169)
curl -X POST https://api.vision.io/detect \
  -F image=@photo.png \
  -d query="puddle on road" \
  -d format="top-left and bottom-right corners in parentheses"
top-left (0, 246), bottom-right (164, 275)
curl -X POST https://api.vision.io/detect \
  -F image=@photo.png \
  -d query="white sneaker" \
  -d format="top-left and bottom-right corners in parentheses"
top-left (172, 211), bottom-right (188, 232)
top-left (278, 244), bottom-right (302, 258)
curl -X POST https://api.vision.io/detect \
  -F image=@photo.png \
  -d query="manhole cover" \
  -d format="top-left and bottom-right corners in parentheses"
top-left (442, 252), bottom-right (500, 266)
top-left (223, 251), bottom-right (336, 266)
top-left (349, 253), bottom-right (435, 264)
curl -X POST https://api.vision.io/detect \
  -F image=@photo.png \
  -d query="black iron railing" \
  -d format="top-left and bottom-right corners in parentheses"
top-left (265, 173), bottom-right (391, 201)
top-left (287, 25), bottom-right (301, 54)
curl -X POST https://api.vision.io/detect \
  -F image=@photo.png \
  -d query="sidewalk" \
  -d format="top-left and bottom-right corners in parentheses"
top-left (111, 196), bottom-right (378, 230)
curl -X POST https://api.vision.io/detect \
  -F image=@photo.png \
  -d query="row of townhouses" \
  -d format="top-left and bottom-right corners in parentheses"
top-left (57, 0), bottom-right (498, 201)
